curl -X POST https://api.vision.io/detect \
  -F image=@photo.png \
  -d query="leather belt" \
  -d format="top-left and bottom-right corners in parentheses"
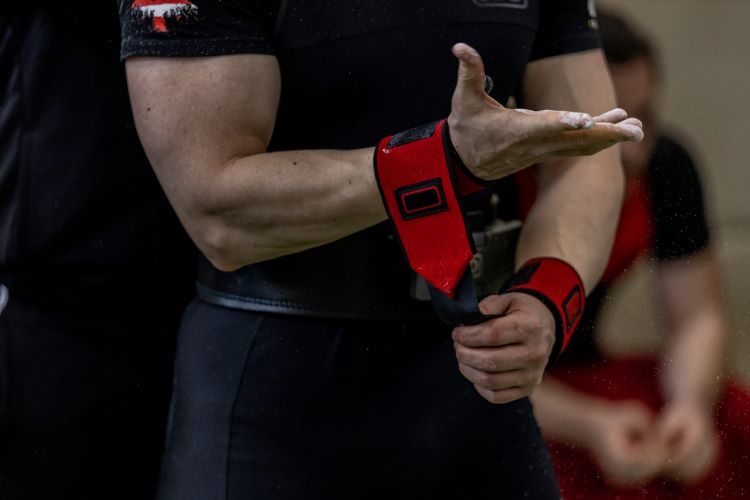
top-left (196, 219), bottom-right (520, 321)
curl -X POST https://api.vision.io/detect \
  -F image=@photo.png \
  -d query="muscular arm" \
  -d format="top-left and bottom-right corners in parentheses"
top-left (656, 248), bottom-right (728, 409)
top-left (126, 55), bottom-right (385, 271)
top-left (451, 49), bottom-right (635, 405)
top-left (518, 50), bottom-right (625, 291)
top-left (126, 47), bottom-right (636, 274)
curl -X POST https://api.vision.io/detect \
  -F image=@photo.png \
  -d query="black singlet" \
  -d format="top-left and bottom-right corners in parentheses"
top-left (118, 2), bottom-right (601, 498)
top-left (119, 0), bottom-right (601, 319)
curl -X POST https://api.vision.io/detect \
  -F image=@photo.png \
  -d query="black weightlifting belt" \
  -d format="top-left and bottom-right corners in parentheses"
top-left (196, 224), bottom-right (435, 319)
top-left (196, 219), bottom-right (520, 321)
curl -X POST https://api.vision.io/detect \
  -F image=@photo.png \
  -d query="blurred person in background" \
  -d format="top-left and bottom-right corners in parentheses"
top-left (530, 10), bottom-right (750, 499)
top-left (0, 4), bottom-right (195, 499)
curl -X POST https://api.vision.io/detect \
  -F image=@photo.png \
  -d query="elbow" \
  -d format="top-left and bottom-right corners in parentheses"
top-left (191, 217), bottom-right (248, 272)
top-left (206, 254), bottom-right (245, 273)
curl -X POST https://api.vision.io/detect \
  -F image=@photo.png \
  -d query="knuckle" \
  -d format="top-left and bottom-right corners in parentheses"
top-left (517, 386), bottom-right (533, 399)
top-left (518, 372), bottom-right (537, 390)
top-left (504, 317), bottom-right (520, 332)
top-left (525, 315), bottom-right (544, 332)
top-left (518, 344), bottom-right (536, 364)
top-left (530, 344), bottom-right (549, 364)
top-left (453, 342), bottom-right (468, 357)
top-left (477, 371), bottom-right (493, 387)
top-left (526, 370), bottom-right (543, 389)
top-left (488, 355), bottom-right (503, 372)
top-left (454, 349), bottom-right (467, 364)
top-left (487, 324), bottom-right (504, 345)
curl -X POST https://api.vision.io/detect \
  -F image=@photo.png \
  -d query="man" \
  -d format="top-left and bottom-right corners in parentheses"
top-left (532, 11), bottom-right (750, 499)
top-left (0, 4), bottom-right (195, 498)
top-left (118, 1), bottom-right (642, 498)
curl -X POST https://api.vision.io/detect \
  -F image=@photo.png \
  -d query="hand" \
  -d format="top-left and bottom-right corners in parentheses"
top-left (588, 400), bottom-right (664, 487)
top-left (447, 43), bottom-right (644, 181)
top-left (655, 402), bottom-right (720, 483)
top-left (452, 292), bottom-right (555, 404)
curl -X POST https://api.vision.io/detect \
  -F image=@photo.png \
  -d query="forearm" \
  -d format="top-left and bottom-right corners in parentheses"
top-left (515, 150), bottom-right (624, 292)
top-left (178, 147), bottom-right (386, 270)
top-left (532, 377), bottom-right (609, 447)
top-left (657, 250), bottom-right (728, 410)
top-left (518, 51), bottom-right (625, 292)
top-left (663, 312), bottom-right (727, 410)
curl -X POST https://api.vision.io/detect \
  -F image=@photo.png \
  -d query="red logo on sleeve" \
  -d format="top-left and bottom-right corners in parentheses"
top-left (131, 0), bottom-right (198, 33)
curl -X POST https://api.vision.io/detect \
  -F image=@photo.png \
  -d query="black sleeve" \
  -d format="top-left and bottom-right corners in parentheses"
top-left (648, 135), bottom-right (712, 261)
top-left (530, 0), bottom-right (600, 61)
top-left (118, 0), bottom-right (277, 59)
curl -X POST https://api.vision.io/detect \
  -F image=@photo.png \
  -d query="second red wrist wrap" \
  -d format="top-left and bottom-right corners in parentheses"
top-left (503, 257), bottom-right (585, 362)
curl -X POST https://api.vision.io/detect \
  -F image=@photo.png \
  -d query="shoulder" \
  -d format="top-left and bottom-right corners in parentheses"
top-left (646, 131), bottom-right (711, 261)
top-left (647, 132), bottom-right (705, 199)
top-left (649, 133), bottom-right (701, 178)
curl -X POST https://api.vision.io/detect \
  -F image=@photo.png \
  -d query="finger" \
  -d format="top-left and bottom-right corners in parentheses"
top-left (586, 121), bottom-right (644, 142)
top-left (614, 123), bottom-right (645, 142)
top-left (458, 363), bottom-right (534, 392)
top-left (454, 343), bottom-right (529, 372)
top-left (546, 122), bottom-right (644, 157)
top-left (451, 43), bottom-right (488, 107)
top-left (452, 314), bottom-right (526, 348)
top-left (593, 107), bottom-right (628, 124)
top-left (477, 293), bottom-right (514, 316)
top-left (519, 109), bottom-right (595, 137)
top-left (473, 383), bottom-right (527, 404)
top-left (618, 117), bottom-right (643, 129)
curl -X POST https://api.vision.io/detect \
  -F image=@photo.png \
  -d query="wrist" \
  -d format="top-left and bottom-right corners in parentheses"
top-left (443, 121), bottom-right (491, 195)
top-left (569, 398), bottom-right (613, 449)
top-left (502, 257), bottom-right (585, 366)
top-left (664, 397), bottom-right (714, 417)
top-left (446, 115), bottom-right (491, 182)
top-left (373, 120), bottom-right (478, 299)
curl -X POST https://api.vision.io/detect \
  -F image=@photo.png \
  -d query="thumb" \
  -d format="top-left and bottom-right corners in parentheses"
top-left (478, 292), bottom-right (515, 316)
top-left (622, 402), bottom-right (655, 439)
top-left (451, 43), bottom-right (489, 109)
top-left (655, 410), bottom-right (680, 439)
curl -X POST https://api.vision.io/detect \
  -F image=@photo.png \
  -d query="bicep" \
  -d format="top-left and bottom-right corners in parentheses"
top-left (522, 49), bottom-right (616, 116)
top-left (125, 54), bottom-right (281, 210)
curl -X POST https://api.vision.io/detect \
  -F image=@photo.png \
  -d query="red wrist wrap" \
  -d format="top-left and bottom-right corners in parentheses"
top-left (374, 119), bottom-right (487, 298)
top-left (503, 258), bottom-right (585, 362)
